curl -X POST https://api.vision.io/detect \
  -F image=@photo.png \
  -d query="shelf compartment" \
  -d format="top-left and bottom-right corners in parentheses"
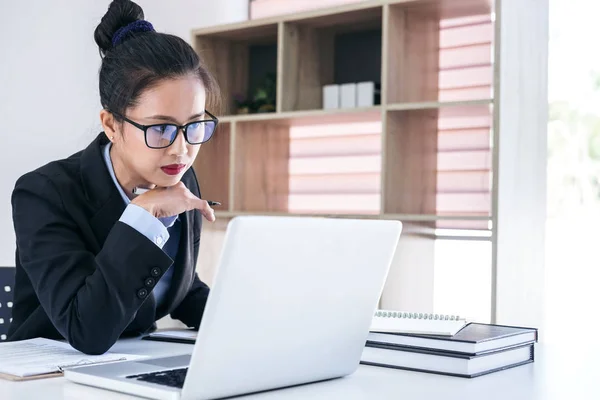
top-left (286, 110), bottom-right (382, 215)
top-left (383, 108), bottom-right (438, 215)
top-left (280, 6), bottom-right (383, 112)
top-left (193, 122), bottom-right (232, 211)
top-left (194, 23), bottom-right (278, 116)
top-left (384, 0), bottom-right (493, 104)
top-left (230, 108), bottom-right (383, 215)
top-left (383, 103), bottom-right (493, 218)
top-left (233, 121), bottom-right (291, 212)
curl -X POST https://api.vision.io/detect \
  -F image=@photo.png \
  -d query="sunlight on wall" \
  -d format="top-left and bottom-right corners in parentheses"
top-left (434, 239), bottom-right (492, 323)
top-left (545, 0), bottom-right (600, 344)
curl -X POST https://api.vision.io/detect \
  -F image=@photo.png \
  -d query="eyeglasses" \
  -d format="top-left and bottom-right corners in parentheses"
top-left (109, 110), bottom-right (219, 149)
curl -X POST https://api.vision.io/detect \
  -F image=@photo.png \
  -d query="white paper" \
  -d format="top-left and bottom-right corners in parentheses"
top-left (0, 338), bottom-right (144, 377)
top-left (150, 329), bottom-right (197, 340)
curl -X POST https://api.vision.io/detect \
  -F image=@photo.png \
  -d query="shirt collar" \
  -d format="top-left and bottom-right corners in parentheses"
top-left (103, 143), bottom-right (133, 204)
top-left (102, 142), bottom-right (177, 228)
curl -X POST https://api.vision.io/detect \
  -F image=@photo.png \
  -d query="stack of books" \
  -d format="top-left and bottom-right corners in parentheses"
top-left (361, 310), bottom-right (538, 378)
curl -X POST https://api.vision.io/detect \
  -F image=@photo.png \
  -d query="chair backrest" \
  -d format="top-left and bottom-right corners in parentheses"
top-left (0, 267), bottom-right (15, 341)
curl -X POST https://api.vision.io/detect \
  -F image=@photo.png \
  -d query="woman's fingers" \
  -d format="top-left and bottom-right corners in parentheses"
top-left (190, 196), bottom-right (216, 222)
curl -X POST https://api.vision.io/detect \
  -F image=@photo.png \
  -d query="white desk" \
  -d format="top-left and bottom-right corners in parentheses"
top-left (1, 339), bottom-right (597, 400)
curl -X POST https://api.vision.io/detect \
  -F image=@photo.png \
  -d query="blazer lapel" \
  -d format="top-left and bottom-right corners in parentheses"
top-left (81, 133), bottom-right (198, 320)
top-left (79, 133), bottom-right (127, 247)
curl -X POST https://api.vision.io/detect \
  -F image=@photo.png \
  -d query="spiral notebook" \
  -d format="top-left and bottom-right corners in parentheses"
top-left (370, 310), bottom-right (467, 336)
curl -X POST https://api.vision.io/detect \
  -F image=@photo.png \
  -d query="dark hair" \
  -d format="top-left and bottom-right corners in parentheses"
top-left (93, 0), bottom-right (220, 118)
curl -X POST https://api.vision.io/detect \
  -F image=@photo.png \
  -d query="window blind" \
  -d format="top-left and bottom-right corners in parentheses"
top-left (249, 1), bottom-right (493, 228)
top-left (436, 15), bottom-right (493, 229)
top-left (287, 14), bottom-right (493, 230)
top-left (288, 121), bottom-right (382, 214)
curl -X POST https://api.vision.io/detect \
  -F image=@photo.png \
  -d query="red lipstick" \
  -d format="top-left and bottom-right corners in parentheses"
top-left (161, 164), bottom-right (186, 176)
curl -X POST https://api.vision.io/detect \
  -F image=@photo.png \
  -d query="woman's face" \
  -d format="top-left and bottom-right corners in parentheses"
top-left (110, 75), bottom-right (206, 188)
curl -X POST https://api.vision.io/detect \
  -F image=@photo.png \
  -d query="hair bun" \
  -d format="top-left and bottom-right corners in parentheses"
top-left (94, 0), bottom-right (145, 56)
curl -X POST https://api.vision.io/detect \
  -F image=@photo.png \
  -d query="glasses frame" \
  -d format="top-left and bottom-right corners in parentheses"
top-left (109, 110), bottom-right (219, 149)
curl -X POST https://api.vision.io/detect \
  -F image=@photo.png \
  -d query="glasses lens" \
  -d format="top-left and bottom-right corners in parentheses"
top-left (146, 125), bottom-right (178, 148)
top-left (186, 120), bottom-right (216, 144)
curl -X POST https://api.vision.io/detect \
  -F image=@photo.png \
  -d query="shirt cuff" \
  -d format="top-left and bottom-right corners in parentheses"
top-left (119, 204), bottom-right (170, 248)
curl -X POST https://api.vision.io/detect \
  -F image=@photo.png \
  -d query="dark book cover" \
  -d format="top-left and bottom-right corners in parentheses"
top-left (367, 322), bottom-right (538, 356)
top-left (371, 322), bottom-right (538, 344)
top-left (365, 341), bottom-right (536, 357)
top-left (360, 343), bottom-right (535, 378)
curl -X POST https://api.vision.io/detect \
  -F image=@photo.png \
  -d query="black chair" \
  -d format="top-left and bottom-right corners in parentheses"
top-left (0, 267), bottom-right (15, 341)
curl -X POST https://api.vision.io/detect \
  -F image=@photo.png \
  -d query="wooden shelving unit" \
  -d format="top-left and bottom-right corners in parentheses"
top-left (190, 0), bottom-right (550, 325)
top-left (192, 0), bottom-right (494, 228)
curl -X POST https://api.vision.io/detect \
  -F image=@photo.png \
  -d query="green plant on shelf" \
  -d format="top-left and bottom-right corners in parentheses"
top-left (233, 93), bottom-right (252, 115)
top-left (234, 73), bottom-right (276, 114)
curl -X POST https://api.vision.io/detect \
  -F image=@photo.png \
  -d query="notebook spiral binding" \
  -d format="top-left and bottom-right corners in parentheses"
top-left (374, 310), bottom-right (462, 321)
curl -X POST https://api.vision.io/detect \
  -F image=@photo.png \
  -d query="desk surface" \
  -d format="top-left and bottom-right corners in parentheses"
top-left (1, 339), bottom-right (596, 400)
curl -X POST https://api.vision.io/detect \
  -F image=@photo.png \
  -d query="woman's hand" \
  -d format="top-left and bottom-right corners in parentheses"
top-left (131, 182), bottom-right (216, 222)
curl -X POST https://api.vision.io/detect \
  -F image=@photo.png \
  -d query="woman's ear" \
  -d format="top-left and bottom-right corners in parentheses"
top-left (100, 109), bottom-right (118, 142)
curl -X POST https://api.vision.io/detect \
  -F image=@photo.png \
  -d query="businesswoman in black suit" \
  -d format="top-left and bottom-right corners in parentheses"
top-left (8, 0), bottom-right (220, 355)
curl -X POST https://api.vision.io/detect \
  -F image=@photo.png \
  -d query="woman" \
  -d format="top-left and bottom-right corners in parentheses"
top-left (8, 0), bottom-right (220, 355)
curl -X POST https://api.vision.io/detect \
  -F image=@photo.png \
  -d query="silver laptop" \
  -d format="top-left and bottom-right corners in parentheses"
top-left (65, 216), bottom-right (402, 400)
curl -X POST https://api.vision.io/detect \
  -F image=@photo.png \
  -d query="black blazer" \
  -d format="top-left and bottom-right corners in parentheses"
top-left (8, 133), bottom-right (210, 354)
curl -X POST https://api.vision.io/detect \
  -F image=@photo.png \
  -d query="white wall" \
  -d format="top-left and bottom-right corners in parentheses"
top-left (0, 1), bottom-right (453, 323)
top-left (0, 0), bottom-right (248, 266)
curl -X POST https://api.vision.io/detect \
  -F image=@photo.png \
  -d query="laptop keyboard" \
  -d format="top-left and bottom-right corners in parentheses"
top-left (126, 367), bottom-right (188, 388)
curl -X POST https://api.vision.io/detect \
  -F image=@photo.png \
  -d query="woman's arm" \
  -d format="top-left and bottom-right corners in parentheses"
top-left (170, 274), bottom-right (210, 329)
top-left (169, 168), bottom-right (210, 329)
top-left (12, 172), bottom-right (173, 355)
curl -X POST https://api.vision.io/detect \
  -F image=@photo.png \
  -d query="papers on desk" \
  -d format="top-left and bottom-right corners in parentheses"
top-left (0, 338), bottom-right (145, 381)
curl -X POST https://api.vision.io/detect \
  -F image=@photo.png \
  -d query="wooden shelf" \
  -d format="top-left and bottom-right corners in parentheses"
top-left (213, 211), bottom-right (491, 236)
top-left (192, 1), bottom-right (492, 37)
top-left (217, 100), bottom-right (492, 123)
top-left (285, 2), bottom-right (382, 30)
top-left (219, 106), bottom-right (382, 124)
top-left (192, 20), bottom-right (278, 40)
top-left (192, 0), bottom-right (495, 223)
top-left (189, 0), bottom-right (550, 323)
top-left (214, 210), bottom-right (490, 221)
top-left (388, 0), bottom-right (493, 19)
top-left (386, 99), bottom-right (492, 111)
top-left (193, 1), bottom-right (385, 38)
